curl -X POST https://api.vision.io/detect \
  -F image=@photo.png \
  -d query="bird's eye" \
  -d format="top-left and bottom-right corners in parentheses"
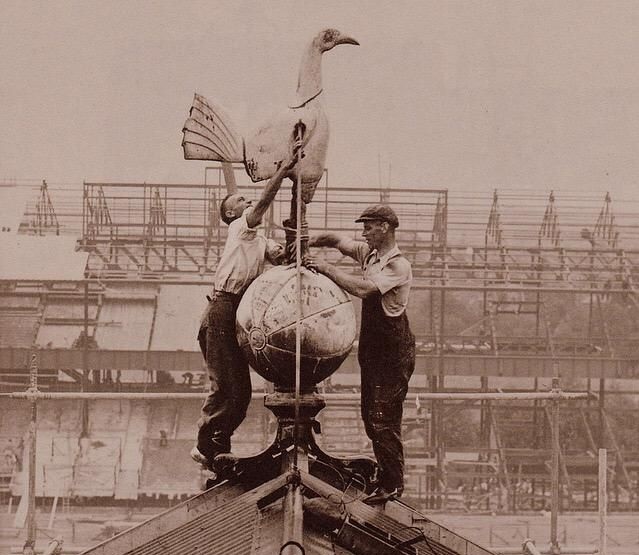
top-left (324, 29), bottom-right (337, 42)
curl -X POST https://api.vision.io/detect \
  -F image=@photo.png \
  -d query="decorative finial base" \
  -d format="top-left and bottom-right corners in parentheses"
top-left (205, 391), bottom-right (377, 494)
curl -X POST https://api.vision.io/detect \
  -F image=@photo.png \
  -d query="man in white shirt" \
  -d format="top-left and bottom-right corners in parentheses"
top-left (305, 204), bottom-right (415, 504)
top-left (192, 146), bottom-right (301, 470)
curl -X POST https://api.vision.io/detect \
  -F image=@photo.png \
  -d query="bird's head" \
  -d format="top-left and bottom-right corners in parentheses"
top-left (314, 28), bottom-right (359, 53)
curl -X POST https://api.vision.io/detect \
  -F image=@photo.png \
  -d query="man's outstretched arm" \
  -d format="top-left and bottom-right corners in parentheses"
top-left (309, 232), bottom-right (361, 259)
top-left (304, 257), bottom-right (378, 299)
top-left (247, 142), bottom-right (302, 228)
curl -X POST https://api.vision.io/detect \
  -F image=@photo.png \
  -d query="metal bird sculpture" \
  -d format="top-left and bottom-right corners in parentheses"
top-left (182, 28), bottom-right (359, 246)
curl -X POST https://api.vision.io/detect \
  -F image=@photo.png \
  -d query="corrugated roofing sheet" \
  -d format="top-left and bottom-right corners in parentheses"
top-left (301, 472), bottom-right (495, 555)
top-left (251, 497), bottom-right (347, 555)
top-left (79, 474), bottom-right (287, 555)
top-left (78, 463), bottom-right (496, 555)
top-left (128, 494), bottom-right (257, 555)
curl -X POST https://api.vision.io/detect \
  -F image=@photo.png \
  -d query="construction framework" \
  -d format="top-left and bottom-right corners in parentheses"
top-left (2, 171), bottom-right (639, 515)
top-left (1, 359), bottom-right (590, 555)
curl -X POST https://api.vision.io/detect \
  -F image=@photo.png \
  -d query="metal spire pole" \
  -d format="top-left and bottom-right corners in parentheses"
top-left (293, 123), bottom-right (304, 470)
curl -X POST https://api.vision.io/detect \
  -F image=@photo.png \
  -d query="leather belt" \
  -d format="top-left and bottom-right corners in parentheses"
top-left (207, 290), bottom-right (241, 302)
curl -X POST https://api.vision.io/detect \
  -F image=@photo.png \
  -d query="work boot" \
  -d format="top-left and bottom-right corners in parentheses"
top-left (190, 445), bottom-right (212, 470)
top-left (210, 434), bottom-right (231, 455)
top-left (212, 452), bottom-right (239, 475)
top-left (192, 433), bottom-right (231, 471)
top-left (363, 486), bottom-right (402, 506)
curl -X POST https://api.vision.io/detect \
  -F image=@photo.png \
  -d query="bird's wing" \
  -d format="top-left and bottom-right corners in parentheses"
top-left (182, 93), bottom-right (243, 162)
top-left (244, 107), bottom-right (320, 183)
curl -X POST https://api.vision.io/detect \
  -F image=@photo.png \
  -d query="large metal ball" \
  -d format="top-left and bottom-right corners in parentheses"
top-left (236, 266), bottom-right (357, 391)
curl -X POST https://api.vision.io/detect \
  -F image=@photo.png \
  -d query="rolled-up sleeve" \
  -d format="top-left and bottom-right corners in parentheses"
top-left (368, 258), bottom-right (411, 295)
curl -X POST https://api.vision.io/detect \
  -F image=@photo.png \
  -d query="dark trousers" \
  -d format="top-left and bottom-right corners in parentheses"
top-left (358, 292), bottom-right (415, 492)
top-left (359, 354), bottom-right (413, 492)
top-left (196, 292), bottom-right (251, 458)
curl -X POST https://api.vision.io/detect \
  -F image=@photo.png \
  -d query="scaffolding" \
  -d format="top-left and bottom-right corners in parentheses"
top-left (3, 176), bottom-right (639, 516)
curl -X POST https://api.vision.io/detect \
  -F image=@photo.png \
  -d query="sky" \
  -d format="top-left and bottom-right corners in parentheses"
top-left (2, 1), bottom-right (639, 198)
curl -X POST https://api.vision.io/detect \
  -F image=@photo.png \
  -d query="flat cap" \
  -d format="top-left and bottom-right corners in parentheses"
top-left (355, 204), bottom-right (399, 228)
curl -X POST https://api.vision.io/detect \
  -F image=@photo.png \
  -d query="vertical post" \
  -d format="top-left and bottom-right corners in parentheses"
top-left (599, 448), bottom-right (607, 555)
top-left (550, 378), bottom-right (560, 555)
top-left (24, 354), bottom-right (38, 555)
top-left (437, 289), bottom-right (445, 508)
top-left (82, 182), bottom-right (87, 245)
top-left (82, 280), bottom-right (90, 438)
top-left (479, 376), bottom-right (488, 458)
top-left (532, 377), bottom-right (539, 508)
top-left (293, 124), bottom-right (304, 469)
top-left (164, 186), bottom-right (168, 266)
top-left (428, 375), bottom-right (437, 509)
top-left (83, 281), bottom-right (89, 391)
top-left (442, 190), bottom-right (448, 247)
top-left (598, 379), bottom-right (605, 447)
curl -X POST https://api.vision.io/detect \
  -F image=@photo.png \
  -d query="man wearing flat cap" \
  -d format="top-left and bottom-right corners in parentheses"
top-left (305, 204), bottom-right (415, 505)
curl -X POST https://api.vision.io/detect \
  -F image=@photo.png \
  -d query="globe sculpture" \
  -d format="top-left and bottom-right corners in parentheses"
top-left (236, 265), bottom-right (357, 392)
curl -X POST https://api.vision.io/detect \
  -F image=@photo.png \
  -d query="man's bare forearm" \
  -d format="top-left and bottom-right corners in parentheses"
top-left (249, 142), bottom-right (302, 227)
top-left (319, 264), bottom-right (377, 299)
top-left (309, 232), bottom-right (342, 248)
top-left (249, 166), bottom-right (287, 226)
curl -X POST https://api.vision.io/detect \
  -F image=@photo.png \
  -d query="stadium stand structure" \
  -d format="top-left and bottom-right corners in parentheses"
top-left (1, 175), bottom-right (639, 512)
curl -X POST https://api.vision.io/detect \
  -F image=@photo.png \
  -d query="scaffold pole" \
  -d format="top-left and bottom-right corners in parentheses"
top-left (23, 354), bottom-right (38, 555)
top-left (0, 391), bottom-right (592, 401)
top-left (550, 377), bottom-right (560, 555)
top-left (599, 448), bottom-right (607, 555)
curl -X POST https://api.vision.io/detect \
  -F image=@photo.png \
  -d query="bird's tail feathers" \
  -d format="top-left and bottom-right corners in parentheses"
top-left (182, 93), bottom-right (243, 162)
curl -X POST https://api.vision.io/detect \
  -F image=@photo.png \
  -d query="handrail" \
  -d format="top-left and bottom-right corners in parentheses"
top-left (1, 390), bottom-right (593, 401)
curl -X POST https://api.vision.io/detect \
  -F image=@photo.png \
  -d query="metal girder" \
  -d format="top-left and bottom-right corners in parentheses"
top-left (0, 347), bottom-right (204, 374)
top-left (415, 353), bottom-right (639, 379)
top-left (407, 244), bottom-right (639, 292)
top-left (2, 347), bottom-right (638, 379)
top-left (73, 181), bottom-right (639, 293)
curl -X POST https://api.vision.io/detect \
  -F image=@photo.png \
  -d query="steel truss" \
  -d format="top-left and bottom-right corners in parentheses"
top-left (79, 169), bottom-right (448, 279)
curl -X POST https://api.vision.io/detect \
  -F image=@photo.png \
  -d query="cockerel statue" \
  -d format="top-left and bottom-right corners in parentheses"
top-left (182, 28), bottom-right (358, 256)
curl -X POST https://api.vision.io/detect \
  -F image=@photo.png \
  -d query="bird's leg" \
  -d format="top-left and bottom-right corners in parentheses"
top-left (283, 121), bottom-right (309, 263)
top-left (299, 201), bottom-right (308, 259)
top-left (282, 187), bottom-right (296, 263)
top-left (283, 187), bottom-right (308, 264)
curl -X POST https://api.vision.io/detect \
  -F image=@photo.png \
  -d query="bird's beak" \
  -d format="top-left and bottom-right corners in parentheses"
top-left (335, 35), bottom-right (359, 46)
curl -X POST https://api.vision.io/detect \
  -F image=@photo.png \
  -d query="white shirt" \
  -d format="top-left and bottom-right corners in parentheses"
top-left (213, 208), bottom-right (283, 295)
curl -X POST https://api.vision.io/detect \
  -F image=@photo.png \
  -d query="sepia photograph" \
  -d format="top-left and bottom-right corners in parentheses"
top-left (1, 2), bottom-right (639, 554)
